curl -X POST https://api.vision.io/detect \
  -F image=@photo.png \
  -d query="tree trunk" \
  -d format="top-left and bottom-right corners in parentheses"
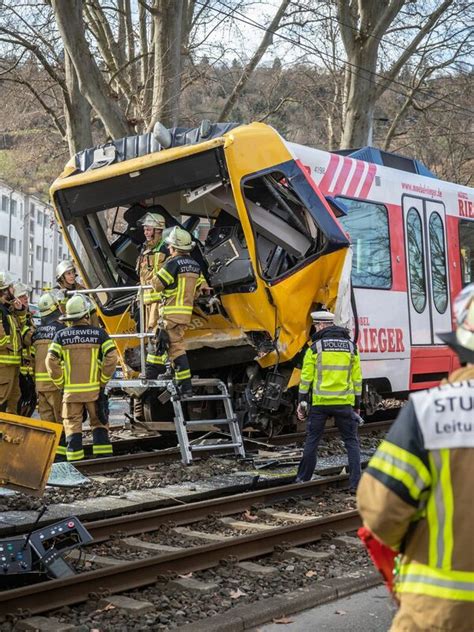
top-left (63, 52), bottom-right (93, 155)
top-left (340, 46), bottom-right (378, 148)
top-left (148, 0), bottom-right (184, 130)
top-left (51, 0), bottom-right (131, 140)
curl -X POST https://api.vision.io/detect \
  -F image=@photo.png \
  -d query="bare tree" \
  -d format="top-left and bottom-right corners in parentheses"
top-left (336, 0), bottom-right (468, 148)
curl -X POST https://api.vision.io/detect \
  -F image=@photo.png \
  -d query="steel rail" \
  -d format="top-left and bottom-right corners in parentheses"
top-left (77, 419), bottom-right (393, 474)
top-left (84, 474), bottom-right (349, 542)
top-left (0, 509), bottom-right (360, 616)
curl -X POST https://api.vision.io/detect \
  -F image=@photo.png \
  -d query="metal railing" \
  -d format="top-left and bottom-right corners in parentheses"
top-left (66, 285), bottom-right (153, 377)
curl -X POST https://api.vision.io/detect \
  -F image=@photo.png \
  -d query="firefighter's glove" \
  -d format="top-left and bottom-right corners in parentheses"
top-left (97, 388), bottom-right (110, 425)
top-left (155, 328), bottom-right (170, 356)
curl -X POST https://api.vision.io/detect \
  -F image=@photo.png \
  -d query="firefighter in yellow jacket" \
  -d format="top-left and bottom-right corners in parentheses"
top-left (32, 292), bottom-right (67, 460)
top-left (295, 310), bottom-right (363, 490)
top-left (357, 283), bottom-right (474, 631)
top-left (150, 227), bottom-right (203, 395)
top-left (13, 282), bottom-right (36, 416)
top-left (0, 272), bottom-right (30, 413)
top-left (46, 294), bottom-right (118, 461)
top-left (136, 210), bottom-right (168, 332)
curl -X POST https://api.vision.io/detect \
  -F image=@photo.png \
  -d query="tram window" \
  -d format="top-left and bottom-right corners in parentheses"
top-left (407, 207), bottom-right (427, 313)
top-left (336, 198), bottom-right (391, 288)
top-left (429, 213), bottom-right (448, 313)
top-left (459, 219), bottom-right (474, 286)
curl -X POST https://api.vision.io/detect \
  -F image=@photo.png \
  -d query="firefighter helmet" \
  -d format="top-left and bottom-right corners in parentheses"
top-left (165, 226), bottom-right (195, 251)
top-left (60, 294), bottom-right (90, 321)
top-left (56, 259), bottom-right (76, 281)
top-left (0, 271), bottom-right (14, 291)
top-left (139, 212), bottom-right (166, 230)
top-left (14, 282), bottom-right (30, 298)
top-left (438, 283), bottom-right (474, 363)
top-left (38, 292), bottom-right (60, 317)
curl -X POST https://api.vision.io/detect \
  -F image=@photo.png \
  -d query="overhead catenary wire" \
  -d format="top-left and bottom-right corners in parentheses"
top-left (197, 0), bottom-right (474, 117)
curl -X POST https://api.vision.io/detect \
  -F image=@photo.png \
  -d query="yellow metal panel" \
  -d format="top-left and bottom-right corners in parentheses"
top-left (0, 413), bottom-right (61, 496)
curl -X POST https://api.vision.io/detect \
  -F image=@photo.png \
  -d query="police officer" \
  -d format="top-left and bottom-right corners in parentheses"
top-left (295, 310), bottom-right (363, 490)
top-left (150, 227), bottom-right (204, 395)
top-left (357, 284), bottom-right (474, 631)
top-left (46, 294), bottom-right (118, 461)
top-left (32, 292), bottom-right (67, 460)
top-left (0, 272), bottom-right (29, 413)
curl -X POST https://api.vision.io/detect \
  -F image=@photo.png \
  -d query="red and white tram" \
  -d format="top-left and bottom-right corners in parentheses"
top-left (289, 142), bottom-right (474, 405)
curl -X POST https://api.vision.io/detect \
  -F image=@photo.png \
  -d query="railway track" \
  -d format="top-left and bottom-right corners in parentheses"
top-left (77, 418), bottom-right (394, 475)
top-left (0, 476), bottom-right (362, 618)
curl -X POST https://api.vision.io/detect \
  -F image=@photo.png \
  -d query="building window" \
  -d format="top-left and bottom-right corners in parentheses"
top-left (0, 236), bottom-right (7, 252)
top-left (30, 219), bottom-right (35, 234)
top-left (37, 210), bottom-right (43, 226)
top-left (43, 247), bottom-right (48, 262)
top-left (34, 280), bottom-right (40, 292)
top-left (20, 202), bottom-right (23, 219)
top-left (407, 207), bottom-right (427, 314)
top-left (30, 203), bottom-right (35, 218)
top-left (9, 238), bottom-right (16, 256)
top-left (58, 246), bottom-right (63, 259)
top-left (28, 270), bottom-right (33, 284)
top-left (19, 240), bottom-right (22, 256)
top-left (59, 234), bottom-right (63, 246)
top-left (337, 197), bottom-right (392, 289)
top-left (1, 195), bottom-right (8, 213)
top-left (36, 245), bottom-right (41, 261)
top-left (10, 199), bottom-right (17, 216)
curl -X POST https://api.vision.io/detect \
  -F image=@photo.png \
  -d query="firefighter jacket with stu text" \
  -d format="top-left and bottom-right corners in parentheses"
top-left (46, 318), bottom-right (118, 402)
top-left (151, 253), bottom-right (204, 325)
top-left (298, 326), bottom-right (362, 407)
top-left (137, 238), bottom-right (168, 305)
top-left (31, 317), bottom-right (66, 392)
top-left (0, 302), bottom-right (27, 369)
top-left (357, 371), bottom-right (474, 632)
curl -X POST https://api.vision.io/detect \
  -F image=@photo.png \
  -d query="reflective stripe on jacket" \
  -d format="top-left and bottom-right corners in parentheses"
top-left (137, 239), bottom-right (168, 304)
top-left (298, 326), bottom-right (362, 407)
top-left (45, 318), bottom-right (118, 402)
top-left (0, 302), bottom-right (23, 367)
top-left (32, 319), bottom-right (66, 392)
top-left (151, 253), bottom-right (204, 325)
top-left (357, 370), bottom-right (474, 631)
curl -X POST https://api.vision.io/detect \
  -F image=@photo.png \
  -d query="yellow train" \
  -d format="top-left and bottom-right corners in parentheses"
top-left (50, 122), bottom-right (350, 433)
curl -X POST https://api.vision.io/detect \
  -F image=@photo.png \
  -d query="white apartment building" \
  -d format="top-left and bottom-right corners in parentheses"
top-left (0, 179), bottom-right (82, 301)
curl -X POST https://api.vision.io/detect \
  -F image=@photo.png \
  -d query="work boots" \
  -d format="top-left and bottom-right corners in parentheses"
top-left (173, 354), bottom-right (193, 397)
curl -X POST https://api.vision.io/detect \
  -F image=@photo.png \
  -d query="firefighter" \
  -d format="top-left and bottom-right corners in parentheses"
top-left (13, 283), bottom-right (36, 416)
top-left (136, 211), bottom-right (168, 331)
top-left (0, 273), bottom-right (28, 413)
top-left (294, 310), bottom-right (363, 490)
top-left (32, 291), bottom-right (67, 460)
top-left (150, 226), bottom-right (203, 395)
top-left (46, 294), bottom-right (118, 461)
top-left (357, 283), bottom-right (474, 631)
top-left (55, 259), bottom-right (100, 326)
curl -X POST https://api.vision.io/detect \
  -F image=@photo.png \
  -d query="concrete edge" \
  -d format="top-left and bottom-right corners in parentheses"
top-left (176, 571), bottom-right (381, 631)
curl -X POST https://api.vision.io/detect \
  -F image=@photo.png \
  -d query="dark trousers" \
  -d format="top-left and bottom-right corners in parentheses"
top-left (296, 405), bottom-right (361, 489)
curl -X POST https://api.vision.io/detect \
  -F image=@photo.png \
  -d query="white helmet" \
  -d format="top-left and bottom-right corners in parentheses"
top-left (14, 282), bottom-right (30, 298)
top-left (438, 283), bottom-right (474, 364)
top-left (56, 259), bottom-right (76, 281)
top-left (139, 212), bottom-right (166, 230)
top-left (0, 271), bottom-right (14, 291)
top-left (165, 226), bottom-right (195, 251)
top-left (60, 294), bottom-right (90, 321)
top-left (38, 292), bottom-right (60, 317)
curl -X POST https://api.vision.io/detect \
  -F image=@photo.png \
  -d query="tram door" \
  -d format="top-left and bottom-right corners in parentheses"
top-left (403, 196), bottom-right (452, 345)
